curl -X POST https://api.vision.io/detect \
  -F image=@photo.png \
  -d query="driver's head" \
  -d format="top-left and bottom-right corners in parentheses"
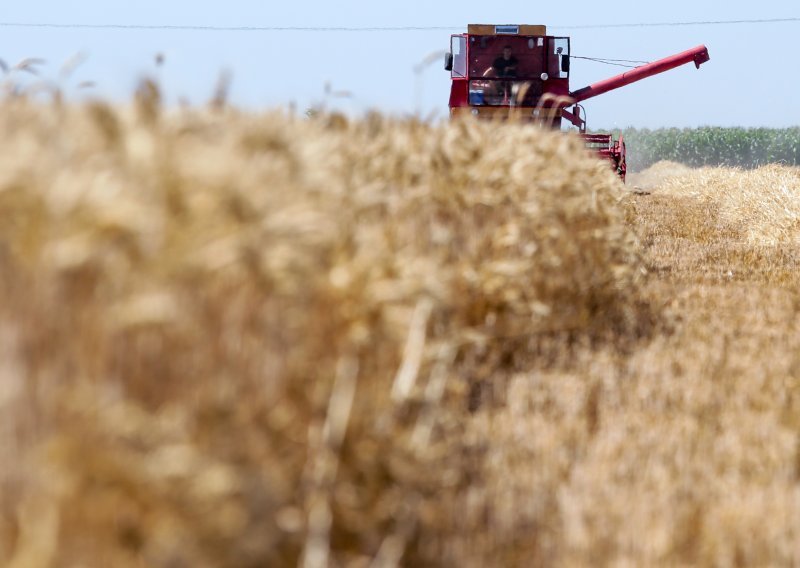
top-left (503, 46), bottom-right (512, 59)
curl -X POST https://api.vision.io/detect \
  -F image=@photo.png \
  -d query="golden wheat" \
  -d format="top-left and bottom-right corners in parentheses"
top-left (0, 92), bottom-right (798, 566)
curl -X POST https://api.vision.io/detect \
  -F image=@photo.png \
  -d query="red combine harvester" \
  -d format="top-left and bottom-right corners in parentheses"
top-left (444, 24), bottom-right (710, 181)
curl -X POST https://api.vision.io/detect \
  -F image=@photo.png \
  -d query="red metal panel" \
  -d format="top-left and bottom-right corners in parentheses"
top-left (542, 78), bottom-right (570, 98)
top-left (449, 80), bottom-right (468, 108)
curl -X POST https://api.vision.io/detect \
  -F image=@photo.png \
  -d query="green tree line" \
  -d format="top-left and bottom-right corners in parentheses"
top-left (616, 127), bottom-right (800, 172)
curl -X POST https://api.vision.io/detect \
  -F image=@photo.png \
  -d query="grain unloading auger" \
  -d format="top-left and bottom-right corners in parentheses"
top-left (444, 24), bottom-right (710, 181)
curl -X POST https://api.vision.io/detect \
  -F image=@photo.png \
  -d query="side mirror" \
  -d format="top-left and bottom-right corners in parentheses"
top-left (444, 52), bottom-right (453, 72)
top-left (561, 54), bottom-right (570, 73)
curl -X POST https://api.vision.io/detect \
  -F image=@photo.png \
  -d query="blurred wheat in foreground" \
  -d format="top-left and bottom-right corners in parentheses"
top-left (0, 97), bottom-right (799, 567)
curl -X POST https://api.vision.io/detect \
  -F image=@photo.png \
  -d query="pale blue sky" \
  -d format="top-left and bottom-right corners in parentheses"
top-left (1, 1), bottom-right (797, 128)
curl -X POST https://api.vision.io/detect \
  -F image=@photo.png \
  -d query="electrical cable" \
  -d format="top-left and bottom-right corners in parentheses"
top-left (555, 17), bottom-right (800, 29)
top-left (572, 57), bottom-right (649, 64)
top-left (0, 17), bottom-right (797, 32)
top-left (570, 56), bottom-right (649, 68)
top-left (574, 60), bottom-right (637, 69)
top-left (0, 23), bottom-right (457, 31)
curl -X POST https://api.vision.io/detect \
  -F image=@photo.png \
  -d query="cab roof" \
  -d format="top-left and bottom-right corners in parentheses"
top-left (466, 24), bottom-right (547, 36)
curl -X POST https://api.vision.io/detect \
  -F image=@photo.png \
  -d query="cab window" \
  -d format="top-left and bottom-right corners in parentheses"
top-left (451, 36), bottom-right (467, 78)
top-left (551, 37), bottom-right (570, 79)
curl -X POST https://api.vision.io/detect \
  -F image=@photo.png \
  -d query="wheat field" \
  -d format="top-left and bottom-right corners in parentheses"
top-left (0, 93), bottom-right (799, 567)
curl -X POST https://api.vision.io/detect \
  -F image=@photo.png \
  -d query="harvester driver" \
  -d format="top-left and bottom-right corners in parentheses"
top-left (484, 46), bottom-right (519, 78)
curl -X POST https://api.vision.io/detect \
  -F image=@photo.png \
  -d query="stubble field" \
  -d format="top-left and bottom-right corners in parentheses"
top-left (1, 96), bottom-right (799, 566)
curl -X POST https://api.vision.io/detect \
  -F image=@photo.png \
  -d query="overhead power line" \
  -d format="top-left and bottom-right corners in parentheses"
top-left (0, 17), bottom-right (797, 32)
top-left (556, 17), bottom-right (800, 29)
top-left (571, 56), bottom-right (651, 68)
top-left (0, 22), bottom-right (457, 31)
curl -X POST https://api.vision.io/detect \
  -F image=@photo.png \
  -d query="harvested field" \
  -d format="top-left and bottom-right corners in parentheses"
top-left (0, 98), bottom-right (798, 566)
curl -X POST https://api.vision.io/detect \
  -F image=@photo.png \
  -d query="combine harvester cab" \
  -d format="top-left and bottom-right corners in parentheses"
top-left (444, 24), bottom-right (710, 181)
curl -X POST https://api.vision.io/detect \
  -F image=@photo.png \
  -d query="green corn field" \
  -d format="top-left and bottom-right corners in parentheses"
top-left (620, 127), bottom-right (800, 171)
